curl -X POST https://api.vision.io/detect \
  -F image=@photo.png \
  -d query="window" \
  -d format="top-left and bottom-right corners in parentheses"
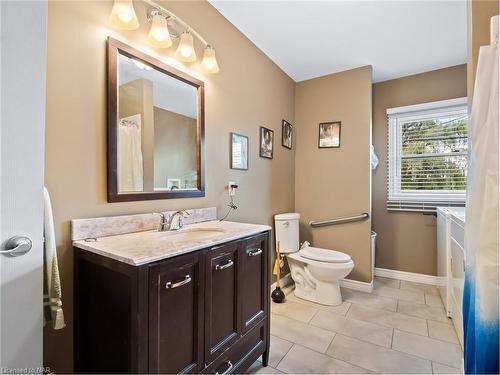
top-left (387, 98), bottom-right (468, 212)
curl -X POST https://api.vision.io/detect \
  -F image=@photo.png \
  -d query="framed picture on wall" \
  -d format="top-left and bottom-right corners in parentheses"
top-left (230, 132), bottom-right (249, 170)
top-left (282, 120), bottom-right (293, 150)
top-left (318, 121), bottom-right (341, 148)
top-left (259, 126), bottom-right (274, 159)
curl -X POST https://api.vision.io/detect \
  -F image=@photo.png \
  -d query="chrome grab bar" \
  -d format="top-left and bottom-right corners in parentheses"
top-left (309, 212), bottom-right (369, 228)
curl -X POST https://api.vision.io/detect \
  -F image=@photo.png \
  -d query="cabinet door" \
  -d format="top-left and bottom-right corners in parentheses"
top-left (205, 242), bottom-right (240, 363)
top-left (240, 233), bottom-right (268, 334)
top-left (149, 252), bottom-right (204, 374)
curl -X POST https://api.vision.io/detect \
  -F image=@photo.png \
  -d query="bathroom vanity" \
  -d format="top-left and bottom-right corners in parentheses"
top-left (73, 216), bottom-right (271, 374)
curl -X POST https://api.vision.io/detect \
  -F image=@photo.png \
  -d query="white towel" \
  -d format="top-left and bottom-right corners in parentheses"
top-left (43, 187), bottom-right (65, 330)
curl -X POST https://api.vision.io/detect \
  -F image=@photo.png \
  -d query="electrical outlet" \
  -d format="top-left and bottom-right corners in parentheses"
top-left (228, 181), bottom-right (237, 196)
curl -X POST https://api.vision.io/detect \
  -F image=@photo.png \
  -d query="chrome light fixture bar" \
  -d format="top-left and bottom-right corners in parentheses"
top-left (109, 0), bottom-right (220, 74)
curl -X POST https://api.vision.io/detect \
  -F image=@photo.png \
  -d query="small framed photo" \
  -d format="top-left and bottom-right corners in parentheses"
top-left (230, 132), bottom-right (249, 170)
top-left (318, 121), bottom-right (341, 148)
top-left (282, 120), bottom-right (293, 150)
top-left (259, 126), bottom-right (274, 159)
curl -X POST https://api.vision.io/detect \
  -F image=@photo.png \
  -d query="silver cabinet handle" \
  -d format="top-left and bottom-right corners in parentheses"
top-left (0, 236), bottom-right (32, 257)
top-left (165, 274), bottom-right (191, 289)
top-left (215, 259), bottom-right (234, 271)
top-left (248, 248), bottom-right (262, 257)
top-left (215, 360), bottom-right (233, 375)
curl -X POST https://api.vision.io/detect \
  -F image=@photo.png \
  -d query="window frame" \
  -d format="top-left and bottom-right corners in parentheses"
top-left (387, 97), bottom-right (468, 205)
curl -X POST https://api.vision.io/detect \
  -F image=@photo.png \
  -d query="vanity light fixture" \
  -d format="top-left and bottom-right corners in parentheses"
top-left (147, 11), bottom-right (172, 48)
top-left (109, 0), bottom-right (220, 74)
top-left (175, 31), bottom-right (197, 62)
top-left (109, 0), bottom-right (139, 30)
top-left (201, 45), bottom-right (219, 74)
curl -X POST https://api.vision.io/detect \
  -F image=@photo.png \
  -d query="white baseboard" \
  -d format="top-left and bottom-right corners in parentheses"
top-left (270, 273), bottom-right (292, 291)
top-left (374, 267), bottom-right (439, 286)
top-left (340, 278), bottom-right (374, 293)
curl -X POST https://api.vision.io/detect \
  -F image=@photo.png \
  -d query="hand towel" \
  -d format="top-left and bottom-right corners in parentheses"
top-left (43, 187), bottom-right (65, 330)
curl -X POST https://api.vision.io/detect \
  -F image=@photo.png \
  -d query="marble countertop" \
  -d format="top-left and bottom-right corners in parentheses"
top-left (73, 220), bottom-right (271, 266)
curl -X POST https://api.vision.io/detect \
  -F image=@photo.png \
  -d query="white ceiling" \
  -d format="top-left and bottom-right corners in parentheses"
top-left (209, 1), bottom-right (468, 82)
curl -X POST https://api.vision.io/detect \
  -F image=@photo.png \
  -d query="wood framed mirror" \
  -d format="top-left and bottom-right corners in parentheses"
top-left (107, 37), bottom-right (205, 202)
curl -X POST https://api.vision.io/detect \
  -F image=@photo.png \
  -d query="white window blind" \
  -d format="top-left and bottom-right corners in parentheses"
top-left (387, 98), bottom-right (468, 213)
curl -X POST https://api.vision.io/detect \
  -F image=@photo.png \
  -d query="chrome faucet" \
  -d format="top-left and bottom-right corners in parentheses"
top-left (156, 213), bottom-right (169, 232)
top-left (156, 210), bottom-right (190, 231)
top-left (167, 210), bottom-right (190, 231)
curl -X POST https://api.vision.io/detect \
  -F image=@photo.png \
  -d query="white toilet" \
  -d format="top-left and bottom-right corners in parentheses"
top-left (275, 213), bottom-right (354, 306)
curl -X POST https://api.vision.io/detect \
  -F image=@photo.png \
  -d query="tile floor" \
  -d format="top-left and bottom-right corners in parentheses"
top-left (247, 277), bottom-right (463, 374)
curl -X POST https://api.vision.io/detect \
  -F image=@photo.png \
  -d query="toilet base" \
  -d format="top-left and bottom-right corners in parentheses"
top-left (293, 280), bottom-right (343, 306)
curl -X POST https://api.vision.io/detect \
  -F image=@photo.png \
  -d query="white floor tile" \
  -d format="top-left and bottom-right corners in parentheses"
top-left (327, 334), bottom-right (432, 374)
top-left (347, 303), bottom-right (428, 336)
top-left (342, 288), bottom-right (398, 311)
top-left (374, 276), bottom-right (401, 289)
top-left (270, 313), bottom-right (335, 353)
top-left (286, 291), bottom-right (352, 316)
top-left (432, 361), bottom-right (463, 374)
top-left (271, 300), bottom-right (318, 323)
top-left (373, 284), bottom-right (426, 303)
top-left (310, 309), bottom-right (393, 347)
top-left (277, 344), bottom-right (373, 374)
top-left (266, 335), bottom-right (293, 368)
top-left (401, 280), bottom-right (440, 296)
top-left (398, 300), bottom-right (451, 323)
top-left (392, 329), bottom-right (463, 368)
top-left (247, 361), bottom-right (284, 374)
top-left (428, 320), bottom-right (460, 344)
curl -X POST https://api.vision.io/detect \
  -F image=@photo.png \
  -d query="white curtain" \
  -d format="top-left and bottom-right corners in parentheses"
top-left (118, 114), bottom-right (144, 192)
top-left (463, 15), bottom-right (499, 375)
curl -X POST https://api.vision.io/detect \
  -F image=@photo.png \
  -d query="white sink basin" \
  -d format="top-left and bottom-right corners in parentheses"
top-left (153, 227), bottom-right (226, 242)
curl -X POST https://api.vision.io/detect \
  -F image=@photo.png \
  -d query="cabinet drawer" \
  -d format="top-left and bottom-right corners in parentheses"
top-left (203, 323), bottom-right (266, 374)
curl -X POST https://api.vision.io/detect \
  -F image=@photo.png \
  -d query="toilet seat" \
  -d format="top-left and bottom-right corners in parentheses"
top-left (299, 246), bottom-right (351, 263)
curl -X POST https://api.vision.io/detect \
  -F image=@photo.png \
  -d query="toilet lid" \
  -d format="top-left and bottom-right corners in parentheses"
top-left (299, 246), bottom-right (352, 263)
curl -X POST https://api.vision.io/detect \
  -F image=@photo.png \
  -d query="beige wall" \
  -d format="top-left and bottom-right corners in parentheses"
top-left (372, 65), bottom-right (467, 275)
top-left (294, 66), bottom-right (373, 283)
top-left (154, 107), bottom-right (197, 189)
top-left (467, 0), bottom-right (499, 100)
top-left (44, 1), bottom-right (295, 371)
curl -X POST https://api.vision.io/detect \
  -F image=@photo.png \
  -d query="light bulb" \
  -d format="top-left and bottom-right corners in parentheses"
top-left (175, 32), bottom-right (196, 62)
top-left (109, 0), bottom-right (139, 30)
top-left (201, 46), bottom-right (219, 74)
top-left (147, 13), bottom-right (172, 48)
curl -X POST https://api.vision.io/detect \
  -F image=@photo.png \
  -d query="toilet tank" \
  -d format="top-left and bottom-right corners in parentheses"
top-left (274, 213), bottom-right (300, 254)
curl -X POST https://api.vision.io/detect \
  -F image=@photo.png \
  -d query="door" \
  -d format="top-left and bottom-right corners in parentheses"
top-left (149, 252), bottom-right (204, 374)
top-left (205, 242), bottom-right (240, 363)
top-left (240, 233), bottom-right (268, 334)
top-left (0, 1), bottom-right (47, 370)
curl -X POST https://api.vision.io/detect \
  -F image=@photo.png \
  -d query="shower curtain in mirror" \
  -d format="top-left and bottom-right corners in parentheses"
top-left (463, 17), bottom-right (499, 375)
top-left (118, 114), bottom-right (144, 192)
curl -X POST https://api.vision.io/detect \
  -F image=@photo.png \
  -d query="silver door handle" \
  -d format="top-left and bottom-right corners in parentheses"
top-left (0, 236), bottom-right (32, 257)
top-left (215, 259), bottom-right (234, 271)
top-left (215, 360), bottom-right (233, 375)
top-left (165, 274), bottom-right (191, 289)
top-left (248, 248), bottom-right (262, 257)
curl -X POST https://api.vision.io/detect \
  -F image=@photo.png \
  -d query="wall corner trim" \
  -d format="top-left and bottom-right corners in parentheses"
top-left (374, 267), bottom-right (441, 286)
top-left (340, 278), bottom-right (374, 293)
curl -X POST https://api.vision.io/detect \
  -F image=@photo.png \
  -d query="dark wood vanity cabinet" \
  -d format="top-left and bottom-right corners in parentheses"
top-left (74, 231), bottom-right (270, 374)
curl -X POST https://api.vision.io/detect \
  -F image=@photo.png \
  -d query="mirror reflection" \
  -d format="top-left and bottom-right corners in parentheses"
top-left (117, 53), bottom-right (198, 193)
